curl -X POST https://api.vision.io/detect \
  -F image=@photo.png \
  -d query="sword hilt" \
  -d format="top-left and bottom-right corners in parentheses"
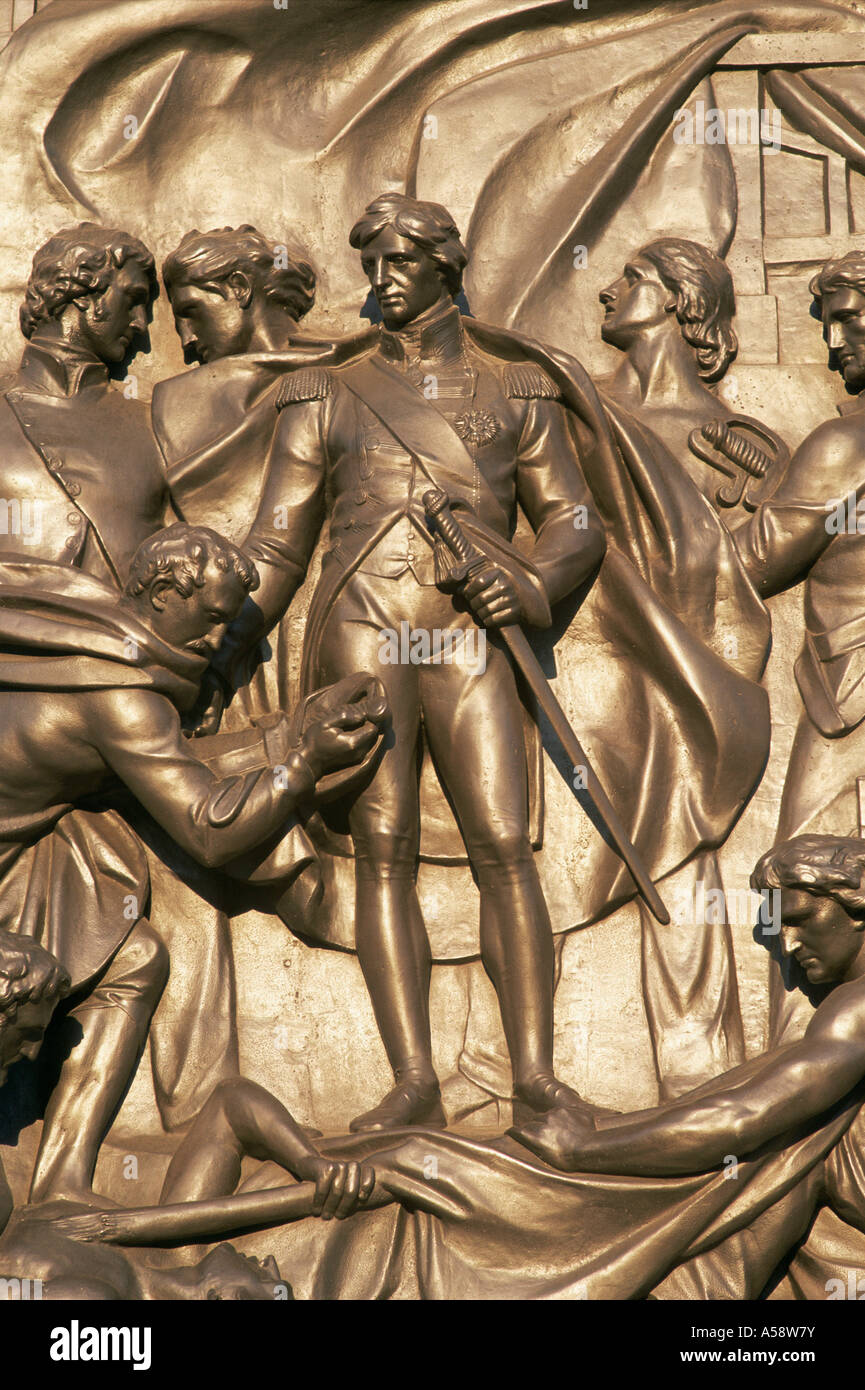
top-left (423, 488), bottom-right (489, 589)
top-left (688, 414), bottom-right (790, 512)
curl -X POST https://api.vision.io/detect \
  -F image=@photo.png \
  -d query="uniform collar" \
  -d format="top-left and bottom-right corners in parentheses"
top-left (19, 337), bottom-right (110, 396)
top-left (378, 299), bottom-right (463, 365)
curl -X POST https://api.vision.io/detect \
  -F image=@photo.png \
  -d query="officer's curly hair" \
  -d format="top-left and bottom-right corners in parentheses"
top-left (751, 835), bottom-right (865, 919)
top-left (124, 525), bottom-right (259, 602)
top-left (349, 193), bottom-right (467, 295)
top-left (20, 223), bottom-right (155, 340)
top-left (810, 251), bottom-right (865, 306)
top-left (163, 225), bottom-right (316, 321)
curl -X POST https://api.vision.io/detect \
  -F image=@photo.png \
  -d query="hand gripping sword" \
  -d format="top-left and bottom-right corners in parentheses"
top-left (423, 488), bottom-right (670, 925)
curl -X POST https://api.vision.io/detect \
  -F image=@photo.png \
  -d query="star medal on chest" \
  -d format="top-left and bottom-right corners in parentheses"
top-left (454, 407), bottom-right (501, 447)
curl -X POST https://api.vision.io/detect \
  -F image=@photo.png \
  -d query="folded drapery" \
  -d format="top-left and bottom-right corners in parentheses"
top-left (234, 1087), bottom-right (863, 1300)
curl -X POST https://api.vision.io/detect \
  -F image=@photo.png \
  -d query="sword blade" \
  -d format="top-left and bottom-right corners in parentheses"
top-left (423, 486), bottom-right (669, 924)
top-left (500, 625), bottom-right (670, 925)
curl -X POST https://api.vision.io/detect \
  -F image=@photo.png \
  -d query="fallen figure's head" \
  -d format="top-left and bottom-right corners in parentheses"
top-left (510, 832), bottom-right (865, 1175)
top-left (0, 936), bottom-right (373, 1300)
top-left (0, 931), bottom-right (69, 1090)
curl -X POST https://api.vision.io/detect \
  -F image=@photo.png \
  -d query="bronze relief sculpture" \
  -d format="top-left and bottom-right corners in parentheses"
top-left (6, 0), bottom-right (865, 1321)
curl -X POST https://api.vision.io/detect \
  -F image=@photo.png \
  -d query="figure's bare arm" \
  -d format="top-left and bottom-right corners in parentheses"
top-left (514, 983), bottom-right (865, 1175)
top-left (734, 416), bottom-right (865, 598)
top-left (590, 1046), bottom-right (797, 1131)
top-left (160, 1077), bottom-right (376, 1221)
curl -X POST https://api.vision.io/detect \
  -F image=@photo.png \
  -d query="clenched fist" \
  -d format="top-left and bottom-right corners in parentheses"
top-left (462, 564), bottom-right (522, 628)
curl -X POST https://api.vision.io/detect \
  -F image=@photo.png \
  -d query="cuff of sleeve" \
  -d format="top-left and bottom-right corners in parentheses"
top-left (279, 750), bottom-right (316, 801)
top-left (262, 717), bottom-right (291, 770)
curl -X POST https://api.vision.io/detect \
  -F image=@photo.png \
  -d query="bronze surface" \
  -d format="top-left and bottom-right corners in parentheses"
top-left (2, 0), bottom-right (865, 1307)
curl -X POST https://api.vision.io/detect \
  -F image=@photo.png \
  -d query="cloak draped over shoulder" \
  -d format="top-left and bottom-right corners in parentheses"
top-left (0, 560), bottom-right (205, 989)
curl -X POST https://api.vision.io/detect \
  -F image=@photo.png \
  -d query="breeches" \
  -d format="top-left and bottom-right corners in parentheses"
top-left (316, 569), bottom-right (533, 883)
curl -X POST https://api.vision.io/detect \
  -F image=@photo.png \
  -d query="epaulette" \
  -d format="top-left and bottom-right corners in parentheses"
top-left (276, 367), bottom-right (332, 409)
top-left (504, 362), bottom-right (560, 401)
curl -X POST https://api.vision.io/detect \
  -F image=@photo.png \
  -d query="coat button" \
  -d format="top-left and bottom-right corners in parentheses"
top-left (366, 436), bottom-right (381, 450)
top-left (64, 536), bottom-right (79, 550)
top-left (45, 454), bottom-right (62, 472)
top-left (67, 512), bottom-right (81, 525)
top-left (66, 481), bottom-right (81, 497)
top-left (354, 490), bottom-right (368, 504)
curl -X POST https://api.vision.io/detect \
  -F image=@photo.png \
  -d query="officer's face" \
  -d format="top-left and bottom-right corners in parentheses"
top-left (360, 228), bottom-right (448, 329)
top-left (600, 257), bottom-right (676, 349)
top-left (150, 561), bottom-right (248, 657)
top-left (168, 280), bottom-right (253, 364)
top-left (79, 262), bottom-right (152, 364)
top-left (823, 286), bottom-right (865, 391)
top-left (778, 887), bottom-right (865, 986)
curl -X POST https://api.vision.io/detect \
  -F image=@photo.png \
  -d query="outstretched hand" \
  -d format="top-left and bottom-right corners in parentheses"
top-left (298, 679), bottom-right (389, 779)
top-left (298, 705), bottom-right (378, 778)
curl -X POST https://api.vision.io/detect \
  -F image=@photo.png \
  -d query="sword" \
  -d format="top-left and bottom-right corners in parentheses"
top-left (423, 488), bottom-right (669, 925)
